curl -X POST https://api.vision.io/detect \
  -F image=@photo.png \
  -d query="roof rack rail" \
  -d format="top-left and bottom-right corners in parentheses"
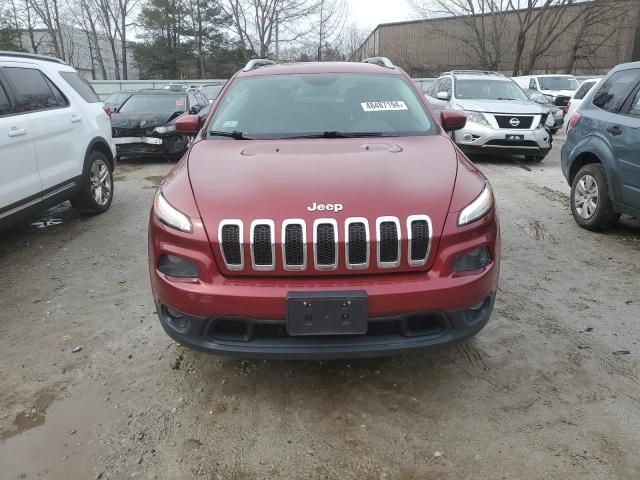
top-left (0, 50), bottom-right (66, 64)
top-left (362, 57), bottom-right (395, 69)
top-left (243, 59), bottom-right (276, 72)
top-left (442, 70), bottom-right (503, 77)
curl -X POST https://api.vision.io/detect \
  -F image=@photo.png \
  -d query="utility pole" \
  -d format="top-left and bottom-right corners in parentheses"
top-left (275, 10), bottom-right (279, 61)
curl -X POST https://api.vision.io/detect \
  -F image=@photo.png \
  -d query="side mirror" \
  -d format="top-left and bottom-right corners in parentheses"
top-left (436, 91), bottom-right (450, 100)
top-left (440, 110), bottom-right (467, 132)
top-left (189, 105), bottom-right (202, 114)
top-left (175, 115), bottom-right (201, 134)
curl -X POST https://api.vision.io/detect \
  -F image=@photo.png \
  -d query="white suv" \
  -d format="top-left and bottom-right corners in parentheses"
top-left (0, 52), bottom-right (116, 229)
top-left (426, 71), bottom-right (554, 162)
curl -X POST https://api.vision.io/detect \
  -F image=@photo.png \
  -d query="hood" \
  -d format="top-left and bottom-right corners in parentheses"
top-left (110, 111), bottom-right (181, 129)
top-left (538, 89), bottom-right (575, 98)
top-left (187, 135), bottom-right (460, 275)
top-left (454, 99), bottom-right (544, 114)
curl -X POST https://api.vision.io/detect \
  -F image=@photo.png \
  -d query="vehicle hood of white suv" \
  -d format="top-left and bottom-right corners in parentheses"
top-left (454, 99), bottom-right (545, 114)
top-left (538, 89), bottom-right (575, 98)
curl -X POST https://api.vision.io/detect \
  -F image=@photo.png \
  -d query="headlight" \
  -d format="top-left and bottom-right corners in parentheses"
top-left (153, 190), bottom-right (192, 233)
top-left (458, 183), bottom-right (494, 226)
top-left (554, 110), bottom-right (563, 118)
top-left (154, 125), bottom-right (176, 134)
top-left (544, 94), bottom-right (556, 102)
top-left (464, 111), bottom-right (491, 127)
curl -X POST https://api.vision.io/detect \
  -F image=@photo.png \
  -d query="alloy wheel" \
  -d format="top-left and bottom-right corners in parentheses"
top-left (574, 174), bottom-right (599, 219)
top-left (90, 158), bottom-right (112, 207)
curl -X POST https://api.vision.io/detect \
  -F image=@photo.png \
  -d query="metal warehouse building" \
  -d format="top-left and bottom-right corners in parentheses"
top-left (354, 0), bottom-right (640, 76)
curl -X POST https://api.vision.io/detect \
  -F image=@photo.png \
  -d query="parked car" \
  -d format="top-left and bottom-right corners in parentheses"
top-left (561, 62), bottom-right (640, 231)
top-left (110, 89), bottom-right (210, 161)
top-left (513, 74), bottom-right (578, 111)
top-left (148, 57), bottom-right (500, 359)
top-left (565, 78), bottom-right (601, 128)
top-left (524, 88), bottom-right (564, 133)
top-left (103, 89), bottom-right (135, 111)
top-left (426, 70), bottom-right (554, 162)
top-left (0, 52), bottom-right (116, 230)
top-left (199, 84), bottom-right (224, 103)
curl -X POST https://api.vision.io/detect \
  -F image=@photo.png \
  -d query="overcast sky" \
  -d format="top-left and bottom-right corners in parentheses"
top-left (347, 0), bottom-right (414, 32)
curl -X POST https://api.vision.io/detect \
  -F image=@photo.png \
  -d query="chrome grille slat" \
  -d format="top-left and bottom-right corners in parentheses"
top-left (345, 217), bottom-right (369, 269)
top-left (250, 219), bottom-right (275, 270)
top-left (218, 220), bottom-right (244, 270)
top-left (282, 219), bottom-right (307, 270)
top-left (313, 219), bottom-right (338, 270)
top-left (407, 215), bottom-right (432, 266)
top-left (376, 216), bottom-right (401, 268)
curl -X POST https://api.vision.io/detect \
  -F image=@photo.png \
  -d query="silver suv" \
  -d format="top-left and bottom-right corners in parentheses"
top-left (426, 71), bottom-right (554, 162)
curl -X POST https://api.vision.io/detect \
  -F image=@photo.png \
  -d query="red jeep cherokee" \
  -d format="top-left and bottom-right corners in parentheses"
top-left (148, 58), bottom-right (500, 359)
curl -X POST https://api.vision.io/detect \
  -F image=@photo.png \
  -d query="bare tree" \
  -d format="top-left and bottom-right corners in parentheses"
top-left (112, 0), bottom-right (141, 79)
top-left (27, 0), bottom-right (66, 58)
top-left (341, 22), bottom-right (368, 61)
top-left (91, 0), bottom-right (121, 79)
top-left (313, 0), bottom-right (346, 61)
top-left (221, 0), bottom-right (318, 59)
top-left (564, 0), bottom-right (628, 73)
top-left (408, 0), bottom-right (511, 71)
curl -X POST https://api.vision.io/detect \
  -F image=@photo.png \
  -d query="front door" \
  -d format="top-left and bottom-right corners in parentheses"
top-left (0, 71), bottom-right (40, 218)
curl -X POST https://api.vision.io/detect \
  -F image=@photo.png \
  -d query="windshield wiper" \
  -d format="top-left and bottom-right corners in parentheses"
top-left (209, 130), bottom-right (253, 140)
top-left (284, 131), bottom-right (388, 139)
top-left (496, 97), bottom-right (518, 101)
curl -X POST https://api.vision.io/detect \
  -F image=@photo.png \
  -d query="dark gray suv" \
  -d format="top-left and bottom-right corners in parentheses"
top-left (561, 62), bottom-right (640, 231)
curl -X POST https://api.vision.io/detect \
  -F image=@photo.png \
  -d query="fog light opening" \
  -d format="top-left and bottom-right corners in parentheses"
top-left (453, 246), bottom-right (492, 273)
top-left (404, 313), bottom-right (443, 337)
top-left (158, 254), bottom-right (198, 278)
top-left (163, 306), bottom-right (189, 331)
top-left (469, 298), bottom-right (487, 311)
top-left (210, 318), bottom-right (251, 342)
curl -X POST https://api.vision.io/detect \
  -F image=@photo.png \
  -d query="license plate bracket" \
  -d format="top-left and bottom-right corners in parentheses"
top-left (287, 291), bottom-right (368, 336)
top-left (505, 134), bottom-right (524, 141)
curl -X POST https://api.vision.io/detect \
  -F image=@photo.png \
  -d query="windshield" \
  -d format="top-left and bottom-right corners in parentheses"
top-left (454, 79), bottom-right (529, 101)
top-left (200, 85), bottom-right (222, 100)
top-left (537, 76), bottom-right (578, 91)
top-left (208, 73), bottom-right (436, 139)
top-left (105, 92), bottom-right (131, 106)
top-left (119, 94), bottom-right (186, 113)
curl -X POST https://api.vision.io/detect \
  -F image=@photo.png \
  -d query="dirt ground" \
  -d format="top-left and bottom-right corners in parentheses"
top-left (1, 136), bottom-right (639, 480)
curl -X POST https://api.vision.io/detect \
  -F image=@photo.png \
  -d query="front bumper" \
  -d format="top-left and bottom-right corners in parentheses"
top-left (155, 294), bottom-right (495, 359)
top-left (113, 135), bottom-right (189, 159)
top-left (454, 123), bottom-right (552, 156)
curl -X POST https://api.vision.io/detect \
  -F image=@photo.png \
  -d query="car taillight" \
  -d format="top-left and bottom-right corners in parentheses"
top-left (567, 112), bottom-right (581, 133)
top-left (103, 105), bottom-right (112, 118)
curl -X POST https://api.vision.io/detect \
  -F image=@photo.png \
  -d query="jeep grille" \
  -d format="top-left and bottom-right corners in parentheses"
top-left (217, 215), bottom-right (432, 273)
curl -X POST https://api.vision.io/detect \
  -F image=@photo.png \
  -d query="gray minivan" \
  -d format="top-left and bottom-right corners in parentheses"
top-left (561, 62), bottom-right (640, 231)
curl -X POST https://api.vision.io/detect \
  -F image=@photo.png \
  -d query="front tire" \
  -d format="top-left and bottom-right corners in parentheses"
top-left (71, 151), bottom-right (114, 214)
top-left (570, 163), bottom-right (619, 231)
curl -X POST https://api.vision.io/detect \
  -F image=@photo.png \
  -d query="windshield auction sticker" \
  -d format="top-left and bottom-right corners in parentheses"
top-left (361, 100), bottom-right (408, 112)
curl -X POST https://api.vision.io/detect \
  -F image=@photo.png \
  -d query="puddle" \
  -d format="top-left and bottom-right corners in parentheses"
top-left (0, 386), bottom-right (112, 479)
top-left (0, 389), bottom-right (58, 441)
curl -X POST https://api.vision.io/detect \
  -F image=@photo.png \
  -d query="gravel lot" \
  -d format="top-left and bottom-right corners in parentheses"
top-left (1, 136), bottom-right (639, 480)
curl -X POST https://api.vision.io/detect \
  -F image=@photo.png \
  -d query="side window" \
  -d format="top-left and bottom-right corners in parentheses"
top-left (0, 81), bottom-right (12, 116)
top-left (59, 71), bottom-right (100, 102)
top-left (428, 79), bottom-right (440, 96)
top-left (529, 79), bottom-right (536, 89)
top-left (592, 69), bottom-right (640, 113)
top-left (43, 76), bottom-right (68, 107)
top-left (573, 82), bottom-right (593, 100)
top-left (627, 89), bottom-right (640, 117)
top-left (3, 67), bottom-right (66, 113)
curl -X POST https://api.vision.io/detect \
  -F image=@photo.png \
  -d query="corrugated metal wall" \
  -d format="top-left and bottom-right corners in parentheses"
top-left (355, 0), bottom-right (640, 76)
